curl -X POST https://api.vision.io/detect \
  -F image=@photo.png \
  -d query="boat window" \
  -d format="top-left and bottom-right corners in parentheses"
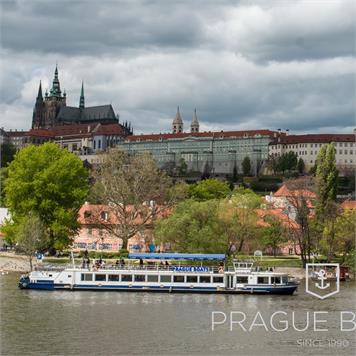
top-left (108, 274), bottom-right (120, 282)
top-left (186, 275), bottom-right (198, 283)
top-left (67, 275), bottom-right (72, 278)
top-left (121, 275), bottom-right (132, 282)
top-left (271, 276), bottom-right (281, 284)
top-left (160, 275), bottom-right (172, 283)
top-left (134, 275), bottom-right (145, 282)
top-left (81, 273), bottom-right (93, 281)
top-left (213, 276), bottom-right (224, 283)
top-left (95, 274), bottom-right (107, 281)
top-left (147, 275), bottom-right (159, 282)
top-left (173, 275), bottom-right (185, 283)
top-left (199, 276), bottom-right (211, 283)
top-left (282, 276), bottom-right (288, 284)
top-left (236, 276), bottom-right (248, 283)
top-left (257, 277), bottom-right (269, 284)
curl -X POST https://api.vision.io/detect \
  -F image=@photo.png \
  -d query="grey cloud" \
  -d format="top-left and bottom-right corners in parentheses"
top-left (0, 1), bottom-right (354, 134)
top-left (1, 1), bottom-right (353, 62)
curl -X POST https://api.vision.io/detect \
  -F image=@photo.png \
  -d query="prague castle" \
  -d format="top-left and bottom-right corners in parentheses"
top-left (32, 66), bottom-right (132, 134)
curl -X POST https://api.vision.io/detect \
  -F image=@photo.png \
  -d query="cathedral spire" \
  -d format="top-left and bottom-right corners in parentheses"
top-left (79, 81), bottom-right (85, 109)
top-left (49, 64), bottom-right (62, 97)
top-left (36, 81), bottom-right (43, 102)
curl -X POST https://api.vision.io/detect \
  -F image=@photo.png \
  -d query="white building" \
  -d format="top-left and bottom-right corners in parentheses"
top-left (269, 132), bottom-right (356, 173)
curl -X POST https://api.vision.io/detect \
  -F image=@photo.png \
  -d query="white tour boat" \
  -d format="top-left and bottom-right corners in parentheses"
top-left (19, 253), bottom-right (298, 295)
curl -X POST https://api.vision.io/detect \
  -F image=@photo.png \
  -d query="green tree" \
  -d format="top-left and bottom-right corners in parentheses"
top-left (155, 200), bottom-right (226, 253)
top-left (284, 179), bottom-right (315, 267)
top-left (261, 215), bottom-right (286, 257)
top-left (188, 178), bottom-right (231, 201)
top-left (336, 209), bottom-right (356, 256)
top-left (297, 158), bottom-right (305, 174)
top-left (0, 143), bottom-right (16, 168)
top-left (15, 213), bottom-right (49, 271)
top-left (276, 151), bottom-right (298, 174)
top-left (219, 206), bottom-right (259, 255)
top-left (201, 161), bottom-right (212, 180)
top-left (91, 149), bottom-right (177, 249)
top-left (232, 163), bottom-right (238, 183)
top-left (315, 144), bottom-right (339, 261)
top-left (3, 143), bottom-right (89, 250)
top-left (0, 167), bottom-right (8, 206)
top-left (155, 187), bottom-right (261, 256)
top-left (242, 156), bottom-right (251, 176)
top-left (177, 158), bottom-right (188, 176)
top-left (315, 144), bottom-right (338, 218)
top-left (226, 187), bottom-right (261, 253)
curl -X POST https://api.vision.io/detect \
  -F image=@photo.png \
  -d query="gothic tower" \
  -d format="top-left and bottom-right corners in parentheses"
top-left (79, 81), bottom-right (85, 109)
top-left (42, 65), bottom-right (67, 128)
top-left (172, 106), bottom-right (183, 134)
top-left (32, 81), bottom-right (45, 128)
top-left (191, 108), bottom-right (200, 133)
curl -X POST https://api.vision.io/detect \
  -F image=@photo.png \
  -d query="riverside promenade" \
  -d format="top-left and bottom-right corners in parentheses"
top-left (0, 252), bottom-right (34, 272)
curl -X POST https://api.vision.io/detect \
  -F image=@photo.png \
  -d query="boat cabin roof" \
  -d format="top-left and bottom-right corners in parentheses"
top-left (128, 253), bottom-right (225, 261)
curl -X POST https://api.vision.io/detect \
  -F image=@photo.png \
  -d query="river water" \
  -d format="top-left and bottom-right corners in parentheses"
top-left (0, 273), bottom-right (355, 355)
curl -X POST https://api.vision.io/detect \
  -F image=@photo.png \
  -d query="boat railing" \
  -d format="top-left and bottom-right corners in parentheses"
top-left (34, 265), bottom-right (69, 272)
top-left (34, 264), bottom-right (278, 274)
top-left (32, 262), bottom-right (226, 273)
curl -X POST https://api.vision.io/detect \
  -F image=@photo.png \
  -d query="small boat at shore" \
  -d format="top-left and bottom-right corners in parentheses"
top-left (19, 253), bottom-right (298, 295)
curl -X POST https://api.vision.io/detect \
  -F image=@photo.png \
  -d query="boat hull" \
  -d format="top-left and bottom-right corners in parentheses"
top-left (19, 280), bottom-right (297, 295)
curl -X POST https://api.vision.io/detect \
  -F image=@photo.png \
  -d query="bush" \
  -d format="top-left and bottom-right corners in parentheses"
top-left (283, 171), bottom-right (299, 179)
top-left (258, 175), bottom-right (283, 183)
top-left (249, 181), bottom-right (280, 192)
top-left (243, 176), bottom-right (258, 186)
top-left (86, 251), bottom-right (121, 259)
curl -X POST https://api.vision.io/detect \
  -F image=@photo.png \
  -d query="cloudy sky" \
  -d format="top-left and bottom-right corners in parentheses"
top-left (0, 0), bottom-right (355, 134)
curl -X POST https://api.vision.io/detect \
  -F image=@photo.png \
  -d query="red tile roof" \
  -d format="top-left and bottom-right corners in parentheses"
top-left (341, 200), bottom-right (356, 210)
top-left (6, 131), bottom-right (29, 137)
top-left (93, 123), bottom-right (127, 135)
top-left (126, 129), bottom-right (280, 142)
top-left (274, 184), bottom-right (316, 198)
top-left (28, 128), bottom-right (55, 138)
top-left (271, 134), bottom-right (355, 145)
top-left (27, 123), bottom-right (127, 140)
top-left (256, 208), bottom-right (299, 229)
top-left (78, 203), bottom-right (170, 225)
